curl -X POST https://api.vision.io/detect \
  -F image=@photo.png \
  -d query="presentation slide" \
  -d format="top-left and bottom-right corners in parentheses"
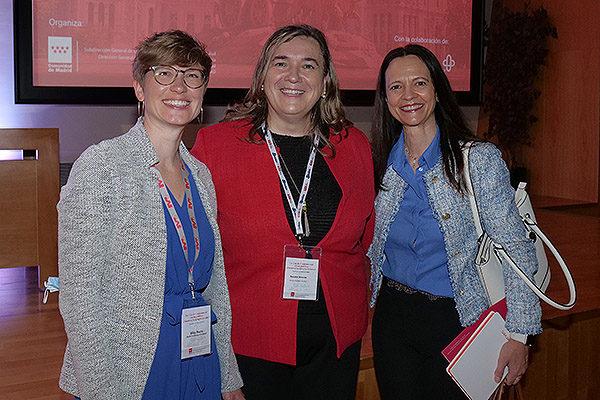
top-left (32, 0), bottom-right (473, 91)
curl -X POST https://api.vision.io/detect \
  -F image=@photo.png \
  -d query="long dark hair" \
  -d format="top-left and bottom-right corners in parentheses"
top-left (223, 24), bottom-right (351, 156)
top-left (371, 44), bottom-right (480, 193)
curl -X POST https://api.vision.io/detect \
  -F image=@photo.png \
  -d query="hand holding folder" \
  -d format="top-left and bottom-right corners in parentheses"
top-left (443, 300), bottom-right (509, 400)
top-left (442, 299), bottom-right (507, 362)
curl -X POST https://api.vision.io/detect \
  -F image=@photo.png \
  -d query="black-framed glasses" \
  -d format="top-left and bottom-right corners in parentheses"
top-left (148, 65), bottom-right (208, 89)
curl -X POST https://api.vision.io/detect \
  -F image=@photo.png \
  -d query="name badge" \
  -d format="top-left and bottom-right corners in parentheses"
top-left (282, 245), bottom-right (322, 300)
top-left (181, 304), bottom-right (212, 359)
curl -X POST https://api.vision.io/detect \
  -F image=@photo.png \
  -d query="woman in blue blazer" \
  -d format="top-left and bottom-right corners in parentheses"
top-left (367, 44), bottom-right (542, 399)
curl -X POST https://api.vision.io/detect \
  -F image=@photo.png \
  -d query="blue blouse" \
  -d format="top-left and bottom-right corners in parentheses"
top-left (382, 129), bottom-right (453, 297)
top-left (142, 162), bottom-right (221, 399)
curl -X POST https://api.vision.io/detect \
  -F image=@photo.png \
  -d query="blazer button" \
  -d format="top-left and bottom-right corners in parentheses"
top-left (442, 213), bottom-right (451, 220)
top-left (460, 289), bottom-right (465, 295)
top-left (454, 251), bottom-right (462, 257)
top-left (432, 176), bottom-right (439, 183)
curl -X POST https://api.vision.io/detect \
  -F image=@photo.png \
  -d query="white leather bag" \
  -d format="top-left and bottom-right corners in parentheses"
top-left (463, 144), bottom-right (577, 310)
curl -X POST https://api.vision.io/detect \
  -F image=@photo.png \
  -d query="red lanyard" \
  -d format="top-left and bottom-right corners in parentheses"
top-left (152, 161), bottom-right (201, 299)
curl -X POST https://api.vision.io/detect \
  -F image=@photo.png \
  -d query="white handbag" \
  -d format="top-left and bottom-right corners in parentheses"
top-left (463, 144), bottom-right (577, 310)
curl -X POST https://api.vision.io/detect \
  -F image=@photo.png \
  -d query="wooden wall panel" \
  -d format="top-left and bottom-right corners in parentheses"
top-left (0, 128), bottom-right (59, 288)
top-left (521, 311), bottom-right (600, 400)
top-left (522, 49), bottom-right (599, 202)
top-left (480, 0), bottom-right (600, 203)
top-left (0, 162), bottom-right (38, 267)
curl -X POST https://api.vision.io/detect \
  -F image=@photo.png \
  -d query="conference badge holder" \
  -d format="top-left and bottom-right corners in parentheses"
top-left (181, 299), bottom-right (212, 360)
top-left (282, 245), bottom-right (322, 301)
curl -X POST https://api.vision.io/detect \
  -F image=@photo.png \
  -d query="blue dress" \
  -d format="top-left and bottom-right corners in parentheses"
top-left (142, 163), bottom-right (221, 399)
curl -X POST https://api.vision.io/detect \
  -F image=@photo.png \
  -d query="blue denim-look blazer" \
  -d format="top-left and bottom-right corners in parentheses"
top-left (368, 142), bottom-right (542, 335)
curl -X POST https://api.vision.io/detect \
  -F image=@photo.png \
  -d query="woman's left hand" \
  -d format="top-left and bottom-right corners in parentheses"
top-left (494, 339), bottom-right (529, 385)
top-left (222, 389), bottom-right (246, 400)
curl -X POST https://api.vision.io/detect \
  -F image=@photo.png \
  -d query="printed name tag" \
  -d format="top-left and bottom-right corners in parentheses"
top-left (282, 245), bottom-right (322, 300)
top-left (181, 305), bottom-right (211, 359)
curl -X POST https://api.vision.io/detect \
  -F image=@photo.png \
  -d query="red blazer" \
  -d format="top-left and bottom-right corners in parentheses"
top-left (191, 120), bottom-right (375, 365)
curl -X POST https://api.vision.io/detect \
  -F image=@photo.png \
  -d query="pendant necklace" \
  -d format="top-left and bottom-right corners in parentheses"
top-left (404, 144), bottom-right (419, 166)
top-left (279, 150), bottom-right (311, 238)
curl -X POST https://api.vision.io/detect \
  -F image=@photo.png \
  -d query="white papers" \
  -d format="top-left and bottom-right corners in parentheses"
top-left (446, 311), bottom-right (509, 400)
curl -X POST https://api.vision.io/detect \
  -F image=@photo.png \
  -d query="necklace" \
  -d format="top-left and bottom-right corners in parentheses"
top-left (277, 142), bottom-right (311, 238)
top-left (404, 144), bottom-right (419, 166)
top-left (279, 154), bottom-right (301, 195)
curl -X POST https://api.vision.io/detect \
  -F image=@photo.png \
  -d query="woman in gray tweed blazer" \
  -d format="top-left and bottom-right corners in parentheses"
top-left (58, 31), bottom-right (244, 400)
top-left (367, 45), bottom-right (542, 399)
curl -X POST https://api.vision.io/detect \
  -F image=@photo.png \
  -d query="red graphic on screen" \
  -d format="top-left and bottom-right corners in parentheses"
top-left (32, 0), bottom-right (472, 91)
top-left (51, 46), bottom-right (68, 53)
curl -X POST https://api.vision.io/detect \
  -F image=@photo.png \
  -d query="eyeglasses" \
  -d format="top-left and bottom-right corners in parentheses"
top-left (148, 65), bottom-right (208, 89)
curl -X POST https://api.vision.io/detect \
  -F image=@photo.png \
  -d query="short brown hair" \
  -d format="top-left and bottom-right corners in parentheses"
top-left (132, 30), bottom-right (212, 85)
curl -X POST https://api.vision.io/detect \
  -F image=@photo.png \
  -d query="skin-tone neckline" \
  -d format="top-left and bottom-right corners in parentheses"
top-left (267, 118), bottom-right (312, 137)
top-left (403, 125), bottom-right (436, 171)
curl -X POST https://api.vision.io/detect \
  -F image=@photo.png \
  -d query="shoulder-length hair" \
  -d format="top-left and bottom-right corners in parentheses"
top-left (223, 24), bottom-right (352, 156)
top-left (371, 44), bottom-right (481, 193)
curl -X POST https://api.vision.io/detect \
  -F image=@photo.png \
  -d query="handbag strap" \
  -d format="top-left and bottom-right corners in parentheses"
top-left (462, 143), bottom-right (577, 310)
top-left (462, 143), bottom-right (484, 236)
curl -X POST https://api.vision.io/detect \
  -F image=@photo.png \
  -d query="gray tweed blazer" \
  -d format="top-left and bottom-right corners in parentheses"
top-left (58, 118), bottom-right (242, 399)
top-left (368, 142), bottom-right (542, 335)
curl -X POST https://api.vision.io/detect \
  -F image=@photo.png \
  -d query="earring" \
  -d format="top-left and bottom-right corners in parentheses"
top-left (137, 101), bottom-right (144, 117)
top-left (197, 107), bottom-right (204, 125)
top-left (435, 93), bottom-right (439, 102)
top-left (261, 84), bottom-right (264, 91)
top-left (321, 90), bottom-right (326, 99)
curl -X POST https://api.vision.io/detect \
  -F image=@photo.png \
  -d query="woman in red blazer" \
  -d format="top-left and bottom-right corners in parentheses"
top-left (191, 24), bottom-right (375, 400)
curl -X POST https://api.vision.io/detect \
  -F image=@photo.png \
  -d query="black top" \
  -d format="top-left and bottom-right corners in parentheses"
top-left (272, 132), bottom-right (342, 313)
